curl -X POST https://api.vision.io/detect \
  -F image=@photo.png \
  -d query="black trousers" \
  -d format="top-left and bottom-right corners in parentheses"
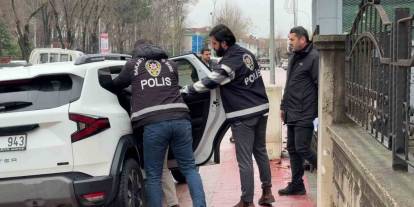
top-left (231, 115), bottom-right (272, 202)
top-left (287, 125), bottom-right (317, 185)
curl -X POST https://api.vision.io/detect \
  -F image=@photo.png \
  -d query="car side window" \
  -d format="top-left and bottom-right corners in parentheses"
top-left (40, 53), bottom-right (49, 63)
top-left (50, 53), bottom-right (59, 63)
top-left (174, 59), bottom-right (199, 86)
top-left (98, 67), bottom-right (123, 87)
top-left (61, 54), bottom-right (69, 62)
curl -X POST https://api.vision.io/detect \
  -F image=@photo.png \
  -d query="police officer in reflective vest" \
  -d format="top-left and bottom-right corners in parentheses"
top-left (113, 40), bottom-right (206, 207)
top-left (182, 24), bottom-right (275, 207)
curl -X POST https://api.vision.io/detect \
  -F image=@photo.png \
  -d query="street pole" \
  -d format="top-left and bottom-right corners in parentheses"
top-left (293, 0), bottom-right (298, 27)
top-left (212, 0), bottom-right (217, 25)
top-left (269, 0), bottom-right (275, 84)
top-left (98, 18), bottom-right (101, 54)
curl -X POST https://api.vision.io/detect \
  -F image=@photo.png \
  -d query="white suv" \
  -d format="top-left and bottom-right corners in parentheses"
top-left (0, 53), bottom-right (229, 207)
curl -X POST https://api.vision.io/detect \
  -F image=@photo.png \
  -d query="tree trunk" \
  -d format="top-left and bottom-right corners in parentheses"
top-left (41, 5), bottom-right (51, 47)
top-left (49, 0), bottom-right (65, 48)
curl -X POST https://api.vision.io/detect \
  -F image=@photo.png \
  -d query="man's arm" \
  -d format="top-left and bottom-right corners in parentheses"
top-left (113, 60), bottom-right (134, 89)
top-left (311, 53), bottom-right (319, 88)
top-left (280, 85), bottom-right (286, 123)
top-left (185, 62), bottom-right (235, 94)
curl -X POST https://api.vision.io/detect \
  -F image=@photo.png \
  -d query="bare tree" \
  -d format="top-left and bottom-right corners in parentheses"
top-left (39, 3), bottom-right (53, 47)
top-left (214, 1), bottom-right (251, 40)
top-left (49, 0), bottom-right (65, 48)
top-left (85, 0), bottom-right (107, 53)
top-left (10, 0), bottom-right (46, 60)
top-left (2, 0), bottom-right (198, 56)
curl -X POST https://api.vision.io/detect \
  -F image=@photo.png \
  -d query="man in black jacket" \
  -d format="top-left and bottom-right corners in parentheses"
top-left (113, 40), bottom-right (206, 207)
top-left (279, 26), bottom-right (319, 196)
top-left (182, 24), bottom-right (275, 207)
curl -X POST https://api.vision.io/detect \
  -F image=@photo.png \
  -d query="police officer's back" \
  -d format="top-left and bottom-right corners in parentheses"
top-left (112, 40), bottom-right (206, 207)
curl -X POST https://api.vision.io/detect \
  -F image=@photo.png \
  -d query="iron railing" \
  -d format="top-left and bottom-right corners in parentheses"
top-left (345, 0), bottom-right (414, 170)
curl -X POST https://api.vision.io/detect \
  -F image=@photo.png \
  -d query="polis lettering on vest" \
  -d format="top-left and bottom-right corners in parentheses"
top-left (244, 70), bottom-right (261, 86)
top-left (141, 77), bottom-right (171, 90)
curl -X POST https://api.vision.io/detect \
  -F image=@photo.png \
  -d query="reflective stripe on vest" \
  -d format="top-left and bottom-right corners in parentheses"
top-left (131, 103), bottom-right (188, 120)
top-left (225, 103), bottom-right (269, 119)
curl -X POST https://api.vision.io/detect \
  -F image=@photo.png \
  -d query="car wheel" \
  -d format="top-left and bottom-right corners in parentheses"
top-left (171, 167), bottom-right (199, 184)
top-left (110, 159), bottom-right (145, 207)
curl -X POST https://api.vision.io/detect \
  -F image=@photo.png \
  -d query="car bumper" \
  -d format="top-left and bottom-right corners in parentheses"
top-left (0, 173), bottom-right (113, 207)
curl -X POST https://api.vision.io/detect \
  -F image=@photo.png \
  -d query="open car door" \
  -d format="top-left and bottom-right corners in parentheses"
top-left (170, 54), bottom-right (229, 167)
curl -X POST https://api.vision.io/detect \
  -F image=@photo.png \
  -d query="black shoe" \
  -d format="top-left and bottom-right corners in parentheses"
top-left (278, 182), bottom-right (306, 196)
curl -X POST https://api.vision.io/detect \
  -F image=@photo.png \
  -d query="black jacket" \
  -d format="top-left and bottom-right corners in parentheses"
top-left (113, 43), bottom-right (189, 128)
top-left (281, 43), bottom-right (319, 125)
top-left (188, 44), bottom-right (269, 121)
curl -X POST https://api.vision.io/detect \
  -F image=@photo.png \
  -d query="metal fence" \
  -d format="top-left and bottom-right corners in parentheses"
top-left (345, 0), bottom-right (414, 170)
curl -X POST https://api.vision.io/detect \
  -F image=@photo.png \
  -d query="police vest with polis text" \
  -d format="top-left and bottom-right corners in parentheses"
top-left (128, 57), bottom-right (189, 127)
top-left (219, 44), bottom-right (269, 121)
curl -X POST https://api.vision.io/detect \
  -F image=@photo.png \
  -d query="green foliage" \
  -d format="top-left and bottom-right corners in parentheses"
top-left (0, 22), bottom-right (20, 58)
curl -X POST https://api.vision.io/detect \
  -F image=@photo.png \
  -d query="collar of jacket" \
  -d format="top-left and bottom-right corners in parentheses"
top-left (294, 42), bottom-right (313, 56)
top-left (223, 44), bottom-right (240, 57)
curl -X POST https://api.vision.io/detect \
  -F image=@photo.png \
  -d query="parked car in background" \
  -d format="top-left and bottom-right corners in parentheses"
top-left (0, 57), bottom-right (27, 69)
top-left (280, 58), bottom-right (289, 70)
top-left (258, 57), bottom-right (270, 70)
top-left (29, 48), bottom-right (84, 65)
top-left (0, 61), bottom-right (27, 69)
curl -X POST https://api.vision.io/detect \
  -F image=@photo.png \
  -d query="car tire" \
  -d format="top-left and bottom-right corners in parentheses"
top-left (110, 159), bottom-right (145, 207)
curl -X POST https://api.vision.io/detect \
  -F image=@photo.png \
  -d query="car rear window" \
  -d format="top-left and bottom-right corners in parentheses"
top-left (0, 74), bottom-right (83, 113)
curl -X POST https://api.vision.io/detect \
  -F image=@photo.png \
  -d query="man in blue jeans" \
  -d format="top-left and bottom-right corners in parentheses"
top-left (113, 40), bottom-right (206, 207)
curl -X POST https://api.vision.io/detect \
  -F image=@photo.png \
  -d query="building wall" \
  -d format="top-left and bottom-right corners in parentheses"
top-left (315, 34), bottom-right (414, 207)
top-left (182, 35), bottom-right (193, 54)
top-left (312, 0), bottom-right (343, 35)
top-left (238, 41), bottom-right (258, 56)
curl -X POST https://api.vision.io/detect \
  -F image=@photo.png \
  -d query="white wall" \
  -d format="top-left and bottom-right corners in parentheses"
top-left (312, 0), bottom-right (343, 35)
top-left (238, 42), bottom-right (258, 56)
top-left (182, 35), bottom-right (193, 53)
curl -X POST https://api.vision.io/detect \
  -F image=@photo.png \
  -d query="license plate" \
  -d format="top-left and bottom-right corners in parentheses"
top-left (0, 135), bottom-right (27, 152)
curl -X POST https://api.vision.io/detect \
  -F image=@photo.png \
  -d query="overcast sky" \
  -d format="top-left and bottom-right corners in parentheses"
top-left (185, 0), bottom-right (313, 39)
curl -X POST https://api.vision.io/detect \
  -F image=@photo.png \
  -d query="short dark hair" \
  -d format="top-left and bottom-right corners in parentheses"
top-left (209, 24), bottom-right (236, 46)
top-left (200, 47), bottom-right (210, 54)
top-left (289, 26), bottom-right (309, 42)
top-left (131, 39), bottom-right (154, 58)
top-left (134, 39), bottom-right (153, 48)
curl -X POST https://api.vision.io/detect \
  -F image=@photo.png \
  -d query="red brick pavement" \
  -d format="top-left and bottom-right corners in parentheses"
top-left (174, 135), bottom-right (316, 207)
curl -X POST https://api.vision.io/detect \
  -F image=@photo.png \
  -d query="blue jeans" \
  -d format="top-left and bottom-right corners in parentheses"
top-left (143, 119), bottom-right (206, 207)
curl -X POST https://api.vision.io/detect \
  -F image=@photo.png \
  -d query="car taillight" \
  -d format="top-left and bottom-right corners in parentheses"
top-left (69, 113), bottom-right (110, 142)
top-left (80, 192), bottom-right (106, 205)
